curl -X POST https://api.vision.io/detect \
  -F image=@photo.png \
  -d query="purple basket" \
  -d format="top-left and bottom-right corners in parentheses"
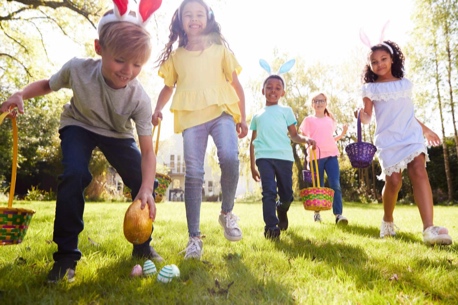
top-left (345, 111), bottom-right (377, 168)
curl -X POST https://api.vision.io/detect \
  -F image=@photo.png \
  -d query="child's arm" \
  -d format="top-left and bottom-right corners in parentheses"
top-left (136, 135), bottom-right (157, 220)
top-left (230, 72), bottom-right (248, 139)
top-left (289, 125), bottom-right (316, 149)
top-left (416, 118), bottom-right (441, 146)
top-left (0, 79), bottom-right (52, 115)
top-left (358, 97), bottom-right (374, 124)
top-left (334, 124), bottom-right (348, 141)
top-left (152, 85), bottom-right (174, 126)
top-left (249, 131), bottom-right (260, 182)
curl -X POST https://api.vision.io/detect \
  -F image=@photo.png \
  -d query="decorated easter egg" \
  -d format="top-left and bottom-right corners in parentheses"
top-left (157, 265), bottom-right (175, 283)
top-left (170, 264), bottom-right (180, 277)
top-left (123, 199), bottom-right (152, 245)
top-left (143, 259), bottom-right (157, 276)
top-left (130, 264), bottom-right (143, 277)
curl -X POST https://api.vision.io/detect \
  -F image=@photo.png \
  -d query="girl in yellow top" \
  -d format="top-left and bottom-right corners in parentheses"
top-left (153, 0), bottom-right (248, 260)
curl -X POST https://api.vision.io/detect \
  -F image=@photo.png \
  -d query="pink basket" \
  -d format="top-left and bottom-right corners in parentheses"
top-left (300, 149), bottom-right (334, 211)
top-left (345, 111), bottom-right (377, 168)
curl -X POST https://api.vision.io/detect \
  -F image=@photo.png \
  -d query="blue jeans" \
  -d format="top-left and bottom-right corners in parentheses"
top-left (53, 126), bottom-right (156, 262)
top-left (182, 113), bottom-right (240, 237)
top-left (312, 156), bottom-right (343, 215)
top-left (256, 158), bottom-right (294, 230)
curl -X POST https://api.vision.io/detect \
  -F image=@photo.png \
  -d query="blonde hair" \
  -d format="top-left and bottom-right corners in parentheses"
top-left (98, 21), bottom-right (152, 64)
top-left (309, 92), bottom-right (335, 121)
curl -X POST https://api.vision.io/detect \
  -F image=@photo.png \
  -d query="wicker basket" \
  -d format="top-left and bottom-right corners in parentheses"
top-left (152, 120), bottom-right (172, 203)
top-left (345, 111), bottom-right (377, 168)
top-left (300, 149), bottom-right (334, 211)
top-left (1, 110), bottom-right (35, 246)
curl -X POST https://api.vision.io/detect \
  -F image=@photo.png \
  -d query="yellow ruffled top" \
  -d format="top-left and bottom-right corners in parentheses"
top-left (158, 44), bottom-right (242, 133)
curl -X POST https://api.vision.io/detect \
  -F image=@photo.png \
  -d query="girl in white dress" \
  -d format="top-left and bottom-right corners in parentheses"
top-left (359, 40), bottom-right (452, 246)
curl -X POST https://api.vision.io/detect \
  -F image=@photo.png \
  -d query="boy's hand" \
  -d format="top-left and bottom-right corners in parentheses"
top-left (136, 190), bottom-right (157, 221)
top-left (236, 121), bottom-right (248, 138)
top-left (152, 111), bottom-right (163, 126)
top-left (307, 138), bottom-right (316, 150)
top-left (1, 93), bottom-right (25, 117)
top-left (251, 168), bottom-right (261, 182)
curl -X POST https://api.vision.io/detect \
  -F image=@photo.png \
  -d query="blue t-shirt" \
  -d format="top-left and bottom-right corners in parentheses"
top-left (250, 104), bottom-right (297, 161)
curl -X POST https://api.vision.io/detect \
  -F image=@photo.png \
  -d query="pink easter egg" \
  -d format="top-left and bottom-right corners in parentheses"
top-left (130, 264), bottom-right (143, 277)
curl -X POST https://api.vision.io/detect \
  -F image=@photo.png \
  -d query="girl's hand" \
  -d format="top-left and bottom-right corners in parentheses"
top-left (424, 129), bottom-right (441, 147)
top-left (342, 124), bottom-right (348, 134)
top-left (237, 121), bottom-right (248, 139)
top-left (152, 111), bottom-right (163, 126)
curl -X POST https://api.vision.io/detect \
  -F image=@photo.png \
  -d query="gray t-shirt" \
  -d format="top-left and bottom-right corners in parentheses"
top-left (49, 57), bottom-right (152, 139)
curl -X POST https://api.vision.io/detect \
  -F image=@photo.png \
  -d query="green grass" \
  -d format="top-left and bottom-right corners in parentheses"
top-left (1, 200), bottom-right (457, 305)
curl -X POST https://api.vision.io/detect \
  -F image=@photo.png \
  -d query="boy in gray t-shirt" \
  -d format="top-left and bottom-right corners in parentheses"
top-left (0, 5), bottom-right (162, 283)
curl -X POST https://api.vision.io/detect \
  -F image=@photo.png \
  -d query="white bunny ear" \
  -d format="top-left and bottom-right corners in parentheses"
top-left (139, 0), bottom-right (162, 24)
top-left (113, 0), bottom-right (129, 18)
top-left (278, 59), bottom-right (295, 74)
top-left (259, 59), bottom-right (272, 74)
top-left (379, 20), bottom-right (390, 43)
top-left (359, 28), bottom-right (372, 48)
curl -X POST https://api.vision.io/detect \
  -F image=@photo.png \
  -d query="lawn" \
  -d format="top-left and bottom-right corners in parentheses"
top-left (1, 200), bottom-right (457, 305)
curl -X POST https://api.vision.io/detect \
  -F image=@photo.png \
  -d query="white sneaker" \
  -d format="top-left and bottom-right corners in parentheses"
top-left (380, 220), bottom-right (397, 238)
top-left (218, 212), bottom-right (242, 241)
top-left (423, 226), bottom-right (452, 246)
top-left (181, 237), bottom-right (203, 260)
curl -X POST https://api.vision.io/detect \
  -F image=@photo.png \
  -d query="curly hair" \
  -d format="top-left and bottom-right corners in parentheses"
top-left (362, 40), bottom-right (405, 83)
top-left (263, 75), bottom-right (285, 88)
top-left (155, 0), bottom-right (231, 67)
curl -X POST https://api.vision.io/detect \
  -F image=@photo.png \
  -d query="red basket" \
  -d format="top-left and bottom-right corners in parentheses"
top-left (345, 111), bottom-right (377, 168)
top-left (300, 149), bottom-right (334, 211)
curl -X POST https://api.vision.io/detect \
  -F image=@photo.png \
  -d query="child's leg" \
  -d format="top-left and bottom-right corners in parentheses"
top-left (53, 126), bottom-right (96, 263)
top-left (382, 172), bottom-right (402, 222)
top-left (256, 159), bottom-right (279, 230)
top-left (323, 156), bottom-right (343, 216)
top-left (406, 154), bottom-right (434, 230)
top-left (210, 113), bottom-right (239, 214)
top-left (98, 133), bottom-right (161, 259)
top-left (275, 160), bottom-right (294, 210)
top-left (183, 124), bottom-right (209, 237)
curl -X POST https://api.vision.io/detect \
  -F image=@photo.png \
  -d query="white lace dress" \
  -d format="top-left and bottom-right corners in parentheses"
top-left (362, 78), bottom-right (428, 180)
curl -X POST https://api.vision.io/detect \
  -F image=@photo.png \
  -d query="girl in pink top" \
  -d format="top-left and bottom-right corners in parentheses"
top-left (299, 92), bottom-right (348, 225)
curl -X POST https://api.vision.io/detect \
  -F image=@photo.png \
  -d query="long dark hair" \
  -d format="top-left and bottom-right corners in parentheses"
top-left (155, 0), bottom-right (230, 67)
top-left (362, 40), bottom-right (405, 83)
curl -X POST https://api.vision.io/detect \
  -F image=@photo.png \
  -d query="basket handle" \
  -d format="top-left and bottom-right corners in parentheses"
top-left (309, 148), bottom-right (321, 188)
top-left (357, 110), bottom-right (362, 143)
top-left (152, 118), bottom-right (162, 155)
top-left (0, 109), bottom-right (18, 209)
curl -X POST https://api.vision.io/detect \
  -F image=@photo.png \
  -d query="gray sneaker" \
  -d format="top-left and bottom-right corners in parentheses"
top-left (423, 226), bottom-right (452, 246)
top-left (335, 215), bottom-right (348, 225)
top-left (182, 237), bottom-right (203, 260)
top-left (218, 212), bottom-right (242, 241)
top-left (47, 259), bottom-right (77, 283)
top-left (380, 220), bottom-right (397, 238)
top-left (314, 212), bottom-right (321, 222)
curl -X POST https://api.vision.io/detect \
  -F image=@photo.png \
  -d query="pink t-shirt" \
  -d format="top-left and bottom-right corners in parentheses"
top-left (299, 115), bottom-right (339, 160)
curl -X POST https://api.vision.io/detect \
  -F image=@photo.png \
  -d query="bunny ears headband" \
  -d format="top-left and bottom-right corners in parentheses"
top-left (97, 0), bottom-right (162, 35)
top-left (259, 59), bottom-right (296, 75)
top-left (359, 21), bottom-right (393, 54)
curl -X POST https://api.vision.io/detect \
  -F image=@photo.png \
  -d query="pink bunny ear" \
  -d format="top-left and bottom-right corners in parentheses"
top-left (359, 28), bottom-right (372, 49)
top-left (139, 0), bottom-right (162, 23)
top-left (113, 0), bottom-right (129, 17)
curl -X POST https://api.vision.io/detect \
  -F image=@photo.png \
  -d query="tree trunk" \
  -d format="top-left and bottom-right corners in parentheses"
top-left (433, 42), bottom-right (454, 201)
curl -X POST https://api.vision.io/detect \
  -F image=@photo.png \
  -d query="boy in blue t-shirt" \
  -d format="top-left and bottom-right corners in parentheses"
top-left (250, 75), bottom-right (315, 239)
